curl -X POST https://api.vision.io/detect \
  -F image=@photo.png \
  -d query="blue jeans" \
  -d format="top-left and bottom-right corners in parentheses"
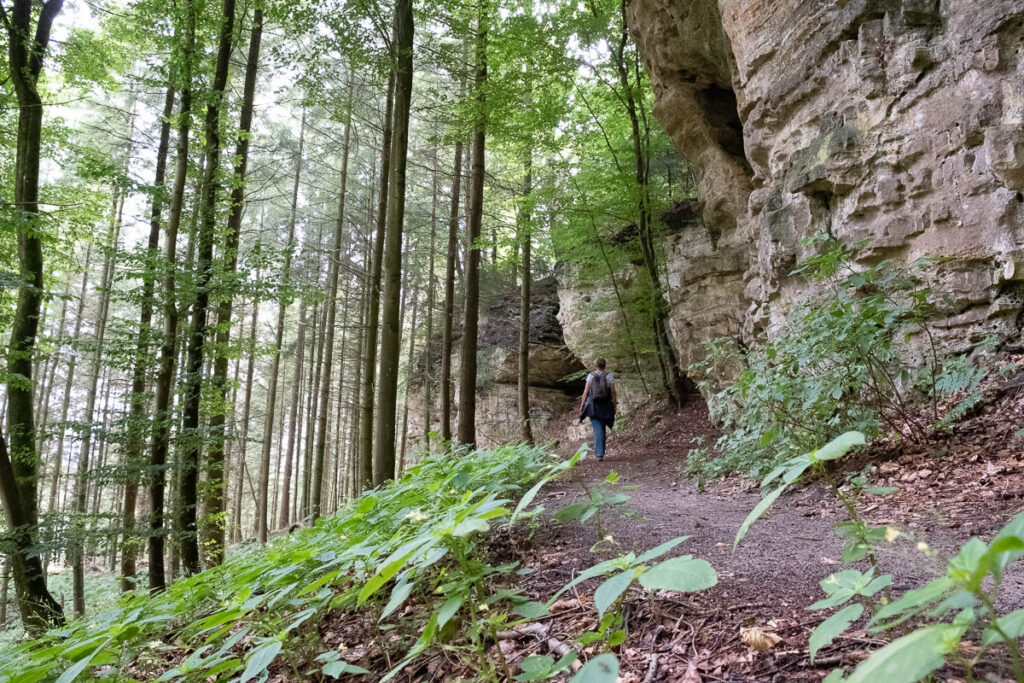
top-left (590, 417), bottom-right (607, 457)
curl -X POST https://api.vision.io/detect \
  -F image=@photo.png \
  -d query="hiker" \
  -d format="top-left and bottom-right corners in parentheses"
top-left (579, 358), bottom-right (617, 461)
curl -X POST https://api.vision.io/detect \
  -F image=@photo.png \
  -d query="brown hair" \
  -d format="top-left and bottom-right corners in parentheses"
top-left (595, 358), bottom-right (607, 370)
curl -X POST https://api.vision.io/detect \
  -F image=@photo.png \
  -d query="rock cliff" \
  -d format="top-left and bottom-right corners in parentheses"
top-left (626, 0), bottom-right (1024, 365)
top-left (405, 277), bottom-right (585, 452)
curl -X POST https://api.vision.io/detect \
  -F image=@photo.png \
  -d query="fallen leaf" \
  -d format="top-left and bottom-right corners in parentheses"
top-left (740, 626), bottom-right (782, 652)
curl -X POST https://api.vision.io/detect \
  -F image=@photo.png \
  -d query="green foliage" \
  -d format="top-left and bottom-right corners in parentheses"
top-left (736, 431), bottom-right (1024, 681)
top-left (550, 536), bottom-right (716, 668)
top-left (691, 237), bottom-right (992, 480)
top-left (554, 470), bottom-right (632, 542)
top-left (0, 443), bottom-right (580, 681)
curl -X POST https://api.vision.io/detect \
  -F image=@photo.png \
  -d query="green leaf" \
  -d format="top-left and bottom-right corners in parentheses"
top-left (982, 608), bottom-right (1024, 646)
top-left (436, 594), bottom-right (464, 628)
top-left (514, 601), bottom-right (550, 619)
top-left (380, 580), bottom-right (413, 621)
top-left (635, 536), bottom-right (690, 564)
top-left (322, 660), bottom-right (371, 677)
top-left (451, 518), bottom-right (490, 537)
top-left (809, 603), bottom-right (863, 663)
top-left (638, 557), bottom-right (717, 593)
top-left (992, 510), bottom-right (1024, 575)
top-left (56, 637), bottom-right (112, 683)
top-left (594, 570), bottom-right (634, 619)
top-left (240, 640), bottom-right (282, 682)
top-left (845, 625), bottom-right (962, 683)
top-left (734, 486), bottom-right (785, 549)
top-left (814, 432), bottom-right (867, 461)
top-left (511, 479), bottom-right (548, 522)
top-left (555, 501), bottom-right (592, 523)
top-left (870, 577), bottom-right (954, 629)
top-left (571, 653), bottom-right (619, 683)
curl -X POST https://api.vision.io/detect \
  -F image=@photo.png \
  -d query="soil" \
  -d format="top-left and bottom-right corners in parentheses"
top-left (289, 373), bottom-right (1024, 682)
top-left (501, 376), bottom-right (1024, 682)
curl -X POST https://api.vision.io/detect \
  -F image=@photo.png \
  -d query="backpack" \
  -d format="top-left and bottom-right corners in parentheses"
top-left (591, 371), bottom-right (609, 401)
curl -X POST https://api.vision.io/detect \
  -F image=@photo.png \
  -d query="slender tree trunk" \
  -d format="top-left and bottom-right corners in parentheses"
top-left (278, 299), bottom-right (305, 528)
top-left (458, 0), bottom-right (488, 448)
top-left (422, 141), bottom-right (438, 449)
top-left (398, 283), bottom-right (419, 473)
top-left (440, 141), bottom-right (463, 444)
top-left (258, 112), bottom-right (304, 541)
top-left (347, 245), bottom-right (369, 497)
top-left (202, 5), bottom-right (261, 567)
top-left (72, 195), bottom-right (121, 615)
top-left (48, 246), bottom-right (91, 514)
top-left (518, 153), bottom-right (533, 443)
top-left (312, 80), bottom-right (353, 518)
top-left (374, 1), bottom-right (415, 486)
top-left (1, 0), bottom-right (66, 634)
top-left (232, 281), bottom-right (259, 544)
top-left (0, 559), bottom-right (10, 626)
top-left (302, 300), bottom-right (324, 518)
top-left (179, 0), bottom-right (236, 576)
top-left (149, 2), bottom-right (195, 594)
top-left (35, 279), bottom-right (69, 456)
top-left (359, 73), bottom-right (395, 489)
top-left (119, 85), bottom-right (175, 591)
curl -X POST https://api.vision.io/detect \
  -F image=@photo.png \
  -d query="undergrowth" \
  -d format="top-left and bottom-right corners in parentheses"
top-left (0, 442), bottom-right (578, 682)
top-left (689, 236), bottom-right (995, 481)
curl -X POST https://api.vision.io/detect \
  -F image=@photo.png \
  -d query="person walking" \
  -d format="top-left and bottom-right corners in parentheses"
top-left (579, 358), bottom-right (617, 461)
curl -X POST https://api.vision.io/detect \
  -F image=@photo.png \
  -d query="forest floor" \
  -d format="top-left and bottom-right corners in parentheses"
top-left (494, 377), bottom-right (1024, 682)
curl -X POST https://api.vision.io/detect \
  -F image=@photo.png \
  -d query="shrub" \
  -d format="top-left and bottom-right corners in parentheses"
top-left (0, 443), bottom-right (580, 682)
top-left (689, 236), bottom-right (990, 480)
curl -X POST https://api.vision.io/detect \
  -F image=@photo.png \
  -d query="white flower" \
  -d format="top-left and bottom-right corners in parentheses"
top-left (603, 534), bottom-right (614, 543)
top-left (917, 541), bottom-right (930, 554)
top-left (884, 527), bottom-right (900, 542)
top-left (405, 509), bottom-right (426, 522)
top-left (477, 603), bottom-right (489, 612)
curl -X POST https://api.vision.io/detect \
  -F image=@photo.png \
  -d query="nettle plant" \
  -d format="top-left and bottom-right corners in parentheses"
top-left (737, 432), bottom-right (1024, 682)
top-left (554, 470), bottom-right (633, 545)
top-left (690, 236), bottom-right (991, 481)
top-left (0, 443), bottom-right (582, 683)
top-left (545, 537), bottom-right (717, 678)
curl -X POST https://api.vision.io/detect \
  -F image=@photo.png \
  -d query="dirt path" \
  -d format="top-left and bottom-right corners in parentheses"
top-left (512, 399), bottom-right (1024, 681)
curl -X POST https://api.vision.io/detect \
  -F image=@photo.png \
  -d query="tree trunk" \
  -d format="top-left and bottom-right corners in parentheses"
top-left (458, 1), bottom-right (488, 448)
top-left (440, 140), bottom-right (464, 444)
top-left (312, 78), bottom-right (353, 518)
top-left (374, 0), bottom-right (415, 486)
top-left (72, 195), bottom-right (121, 615)
top-left (149, 0), bottom-right (195, 594)
top-left (398, 280), bottom-right (420, 473)
top-left (259, 112), bottom-right (304, 540)
top-left (179, 0), bottom-right (236, 576)
top-left (347, 246), bottom-right (369, 498)
top-left (278, 299), bottom-right (305, 529)
top-left (423, 141), bottom-right (439, 449)
top-left (232, 281), bottom-right (260, 543)
top-left (120, 85), bottom-right (175, 591)
top-left (518, 153), bottom-right (533, 443)
top-left (202, 4), bottom-right (261, 567)
top-left (358, 73), bottom-right (395, 489)
top-left (48, 245), bottom-right (91, 514)
top-left (302, 299), bottom-right (324, 518)
top-left (2, 0), bottom-right (66, 634)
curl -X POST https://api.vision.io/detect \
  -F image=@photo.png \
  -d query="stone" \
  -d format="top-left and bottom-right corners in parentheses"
top-left (621, 0), bottom-right (1024, 398)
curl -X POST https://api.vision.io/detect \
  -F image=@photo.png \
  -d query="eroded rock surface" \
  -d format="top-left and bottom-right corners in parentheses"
top-left (405, 277), bottom-right (585, 453)
top-left (627, 0), bottom-right (1024, 364)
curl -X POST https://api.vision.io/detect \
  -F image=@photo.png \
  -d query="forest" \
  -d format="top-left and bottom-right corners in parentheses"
top-left (2, 0), bottom-right (1024, 680)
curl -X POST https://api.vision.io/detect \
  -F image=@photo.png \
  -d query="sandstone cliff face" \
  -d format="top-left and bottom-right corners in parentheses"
top-left (627, 0), bottom-right (1024, 364)
top-left (405, 278), bottom-right (585, 452)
